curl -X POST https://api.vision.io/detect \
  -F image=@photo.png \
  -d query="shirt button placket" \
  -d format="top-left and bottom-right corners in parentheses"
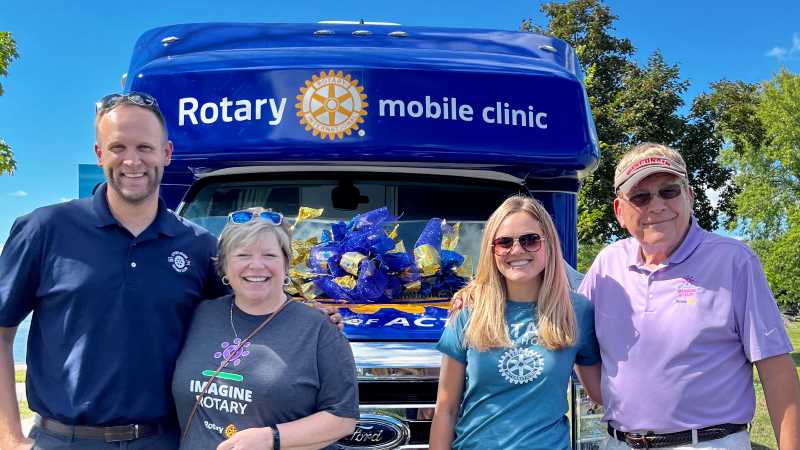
top-left (645, 272), bottom-right (656, 312)
top-left (126, 241), bottom-right (138, 289)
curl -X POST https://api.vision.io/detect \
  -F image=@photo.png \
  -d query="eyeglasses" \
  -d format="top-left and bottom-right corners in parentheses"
top-left (622, 184), bottom-right (683, 208)
top-left (96, 92), bottom-right (161, 114)
top-left (491, 233), bottom-right (545, 255)
top-left (228, 209), bottom-right (283, 226)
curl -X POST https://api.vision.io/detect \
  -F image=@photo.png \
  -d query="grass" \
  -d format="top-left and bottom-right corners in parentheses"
top-left (750, 321), bottom-right (800, 450)
top-left (18, 400), bottom-right (33, 419)
top-left (15, 369), bottom-right (25, 383)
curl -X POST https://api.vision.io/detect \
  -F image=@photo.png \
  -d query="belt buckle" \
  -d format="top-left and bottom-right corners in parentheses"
top-left (104, 424), bottom-right (139, 443)
top-left (625, 432), bottom-right (652, 449)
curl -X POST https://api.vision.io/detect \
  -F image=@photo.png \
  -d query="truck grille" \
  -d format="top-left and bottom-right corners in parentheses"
top-left (346, 342), bottom-right (441, 449)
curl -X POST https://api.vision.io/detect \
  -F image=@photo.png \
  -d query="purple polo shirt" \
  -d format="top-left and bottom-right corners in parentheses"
top-left (578, 218), bottom-right (792, 433)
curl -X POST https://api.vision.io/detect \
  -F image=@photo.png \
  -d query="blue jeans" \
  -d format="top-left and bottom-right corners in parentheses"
top-left (29, 424), bottom-right (179, 450)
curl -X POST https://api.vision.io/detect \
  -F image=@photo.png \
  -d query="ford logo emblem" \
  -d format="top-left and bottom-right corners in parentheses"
top-left (337, 414), bottom-right (410, 449)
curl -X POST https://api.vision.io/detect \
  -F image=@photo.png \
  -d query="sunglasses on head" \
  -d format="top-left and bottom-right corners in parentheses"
top-left (623, 184), bottom-right (683, 208)
top-left (227, 209), bottom-right (283, 226)
top-left (96, 92), bottom-right (161, 114)
top-left (491, 233), bottom-right (545, 255)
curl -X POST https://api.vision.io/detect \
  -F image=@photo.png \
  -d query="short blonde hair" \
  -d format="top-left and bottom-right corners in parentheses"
top-left (456, 195), bottom-right (576, 351)
top-left (216, 213), bottom-right (293, 278)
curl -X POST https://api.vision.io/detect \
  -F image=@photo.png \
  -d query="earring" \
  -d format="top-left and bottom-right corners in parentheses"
top-left (222, 276), bottom-right (230, 286)
top-left (283, 276), bottom-right (291, 286)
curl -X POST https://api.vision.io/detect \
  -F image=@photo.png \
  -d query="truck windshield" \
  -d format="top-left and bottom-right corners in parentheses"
top-left (180, 173), bottom-right (525, 340)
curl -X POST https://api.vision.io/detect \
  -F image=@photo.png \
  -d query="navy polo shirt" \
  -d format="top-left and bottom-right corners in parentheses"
top-left (0, 184), bottom-right (227, 425)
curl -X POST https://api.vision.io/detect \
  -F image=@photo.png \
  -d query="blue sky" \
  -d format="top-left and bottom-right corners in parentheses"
top-left (1, 0), bottom-right (799, 247)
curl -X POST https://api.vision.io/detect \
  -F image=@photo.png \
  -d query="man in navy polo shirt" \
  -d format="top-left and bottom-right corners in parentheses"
top-left (0, 93), bottom-right (226, 449)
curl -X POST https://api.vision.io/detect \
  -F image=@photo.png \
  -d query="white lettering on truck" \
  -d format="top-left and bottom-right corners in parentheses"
top-left (378, 96), bottom-right (547, 129)
top-left (179, 97), bottom-right (287, 126)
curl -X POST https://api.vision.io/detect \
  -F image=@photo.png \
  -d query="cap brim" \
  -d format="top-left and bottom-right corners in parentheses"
top-left (617, 166), bottom-right (686, 194)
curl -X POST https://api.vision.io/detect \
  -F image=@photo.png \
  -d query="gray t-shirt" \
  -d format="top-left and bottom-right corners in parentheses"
top-left (172, 296), bottom-right (359, 449)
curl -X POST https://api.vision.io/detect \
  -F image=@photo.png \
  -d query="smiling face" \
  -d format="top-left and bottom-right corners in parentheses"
top-left (493, 211), bottom-right (548, 299)
top-left (224, 232), bottom-right (287, 307)
top-left (614, 173), bottom-right (694, 261)
top-left (94, 104), bottom-right (172, 206)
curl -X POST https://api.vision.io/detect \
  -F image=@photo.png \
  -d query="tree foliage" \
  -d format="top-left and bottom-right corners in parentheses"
top-left (523, 0), bottom-right (732, 268)
top-left (0, 32), bottom-right (19, 175)
top-left (708, 70), bottom-right (800, 313)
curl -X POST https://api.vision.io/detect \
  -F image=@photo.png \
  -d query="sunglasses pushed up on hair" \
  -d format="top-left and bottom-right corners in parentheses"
top-left (227, 209), bottom-right (283, 226)
top-left (95, 92), bottom-right (161, 113)
top-left (491, 233), bottom-right (545, 255)
top-left (623, 184), bottom-right (683, 208)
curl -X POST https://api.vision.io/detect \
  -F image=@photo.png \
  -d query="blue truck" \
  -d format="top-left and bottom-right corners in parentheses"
top-left (106, 21), bottom-right (603, 449)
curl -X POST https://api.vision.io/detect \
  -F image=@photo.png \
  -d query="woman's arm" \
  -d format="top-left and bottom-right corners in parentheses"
top-left (276, 411), bottom-right (356, 450)
top-left (430, 355), bottom-right (466, 450)
top-left (575, 363), bottom-right (602, 405)
top-left (216, 411), bottom-right (356, 450)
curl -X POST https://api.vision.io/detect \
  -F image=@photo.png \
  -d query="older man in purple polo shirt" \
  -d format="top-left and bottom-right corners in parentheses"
top-left (579, 142), bottom-right (800, 449)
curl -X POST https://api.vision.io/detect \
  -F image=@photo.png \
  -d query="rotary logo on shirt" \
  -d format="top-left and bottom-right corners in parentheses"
top-left (675, 276), bottom-right (698, 305)
top-left (168, 250), bottom-right (191, 273)
top-left (498, 320), bottom-right (545, 384)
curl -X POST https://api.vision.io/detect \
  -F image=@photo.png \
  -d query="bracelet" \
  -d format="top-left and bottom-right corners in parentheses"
top-left (271, 424), bottom-right (281, 450)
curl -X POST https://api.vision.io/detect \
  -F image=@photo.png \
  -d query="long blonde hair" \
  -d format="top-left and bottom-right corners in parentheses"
top-left (456, 195), bottom-right (577, 351)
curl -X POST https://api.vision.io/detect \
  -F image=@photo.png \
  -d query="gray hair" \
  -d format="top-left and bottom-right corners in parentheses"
top-left (215, 217), bottom-right (293, 278)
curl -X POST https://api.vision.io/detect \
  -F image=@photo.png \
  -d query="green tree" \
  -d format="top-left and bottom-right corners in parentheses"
top-left (523, 0), bottom-right (732, 268)
top-left (0, 32), bottom-right (19, 175)
top-left (711, 70), bottom-right (800, 313)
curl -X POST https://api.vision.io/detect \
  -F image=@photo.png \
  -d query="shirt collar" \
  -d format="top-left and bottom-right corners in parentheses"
top-left (91, 183), bottom-right (179, 237)
top-left (665, 217), bottom-right (703, 265)
top-left (625, 216), bottom-right (703, 270)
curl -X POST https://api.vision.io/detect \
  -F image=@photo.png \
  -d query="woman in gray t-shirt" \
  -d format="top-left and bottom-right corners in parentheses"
top-left (172, 208), bottom-right (358, 449)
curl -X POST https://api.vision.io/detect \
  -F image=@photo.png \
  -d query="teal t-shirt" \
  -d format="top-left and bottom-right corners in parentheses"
top-left (436, 292), bottom-right (600, 450)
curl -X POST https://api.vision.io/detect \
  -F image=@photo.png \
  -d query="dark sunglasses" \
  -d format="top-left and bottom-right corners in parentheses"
top-left (228, 209), bottom-right (283, 226)
top-left (491, 233), bottom-right (545, 255)
top-left (623, 184), bottom-right (683, 208)
top-left (96, 92), bottom-right (161, 113)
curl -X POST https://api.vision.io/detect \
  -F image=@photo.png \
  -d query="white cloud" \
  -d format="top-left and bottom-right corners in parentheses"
top-left (766, 32), bottom-right (800, 60)
top-left (767, 47), bottom-right (788, 59)
top-left (8, 190), bottom-right (28, 197)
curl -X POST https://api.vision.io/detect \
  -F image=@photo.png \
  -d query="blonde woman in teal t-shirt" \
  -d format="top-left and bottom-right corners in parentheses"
top-left (430, 195), bottom-right (602, 450)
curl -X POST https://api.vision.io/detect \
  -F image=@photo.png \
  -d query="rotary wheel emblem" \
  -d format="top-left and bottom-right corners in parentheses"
top-left (224, 424), bottom-right (237, 438)
top-left (296, 70), bottom-right (368, 140)
top-left (497, 347), bottom-right (544, 385)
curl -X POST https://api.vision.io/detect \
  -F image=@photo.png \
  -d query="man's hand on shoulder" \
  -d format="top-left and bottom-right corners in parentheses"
top-left (449, 285), bottom-right (475, 316)
top-left (315, 304), bottom-right (344, 330)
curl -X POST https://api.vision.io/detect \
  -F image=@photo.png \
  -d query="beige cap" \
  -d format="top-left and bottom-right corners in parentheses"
top-left (614, 155), bottom-right (687, 194)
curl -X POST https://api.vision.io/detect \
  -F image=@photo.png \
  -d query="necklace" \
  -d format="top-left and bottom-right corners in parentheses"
top-left (230, 297), bottom-right (240, 339)
top-left (230, 296), bottom-right (288, 339)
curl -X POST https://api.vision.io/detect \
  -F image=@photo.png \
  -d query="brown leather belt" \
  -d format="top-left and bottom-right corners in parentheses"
top-left (608, 423), bottom-right (748, 449)
top-left (35, 415), bottom-right (166, 442)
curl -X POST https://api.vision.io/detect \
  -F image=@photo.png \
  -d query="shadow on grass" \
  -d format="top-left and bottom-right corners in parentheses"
top-left (751, 443), bottom-right (773, 450)
top-left (791, 352), bottom-right (800, 367)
